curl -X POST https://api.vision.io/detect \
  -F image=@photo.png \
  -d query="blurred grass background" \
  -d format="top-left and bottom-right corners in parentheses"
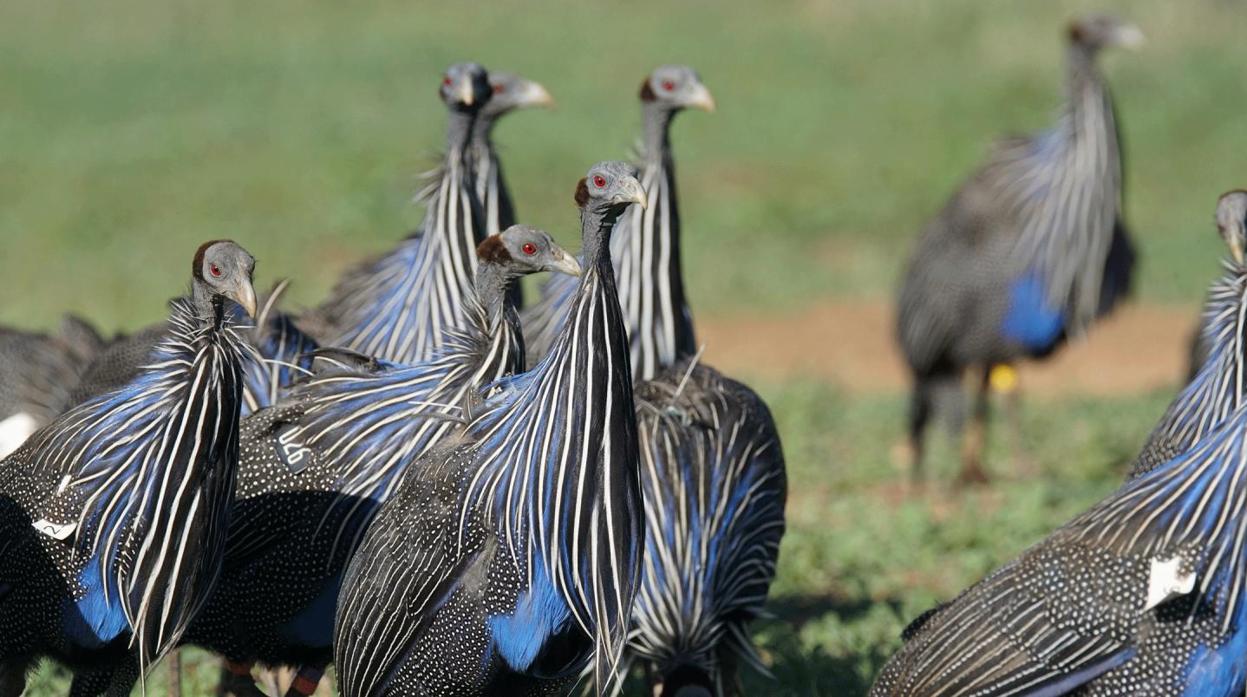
top-left (4, 0), bottom-right (1244, 694)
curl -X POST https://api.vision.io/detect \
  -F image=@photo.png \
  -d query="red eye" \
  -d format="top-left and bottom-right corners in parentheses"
top-left (661, 80), bottom-right (676, 91)
top-left (442, 76), bottom-right (452, 87)
top-left (593, 175), bottom-right (606, 188)
top-left (493, 83), bottom-right (505, 94)
top-left (209, 263), bottom-right (222, 278)
top-left (521, 242), bottom-right (537, 255)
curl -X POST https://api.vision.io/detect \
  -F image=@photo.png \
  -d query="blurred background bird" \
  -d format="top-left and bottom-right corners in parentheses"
top-left (896, 13), bottom-right (1142, 484)
top-left (0, 316), bottom-right (104, 459)
top-left (870, 203), bottom-right (1247, 691)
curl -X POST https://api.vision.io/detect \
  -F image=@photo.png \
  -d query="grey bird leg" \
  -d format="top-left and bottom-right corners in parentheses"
top-left (168, 649), bottom-right (182, 697)
top-left (1002, 372), bottom-right (1034, 476)
top-left (906, 382), bottom-right (931, 483)
top-left (956, 367), bottom-right (992, 486)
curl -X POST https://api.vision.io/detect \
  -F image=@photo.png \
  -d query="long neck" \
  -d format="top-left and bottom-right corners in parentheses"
top-left (469, 202), bottom-right (641, 690)
top-left (1132, 264), bottom-right (1247, 478)
top-left (471, 261), bottom-right (525, 378)
top-left (1062, 44), bottom-right (1120, 185)
top-left (614, 103), bottom-right (696, 381)
top-left (470, 112), bottom-right (517, 240)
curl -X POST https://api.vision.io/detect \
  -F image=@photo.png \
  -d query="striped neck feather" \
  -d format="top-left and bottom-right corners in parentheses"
top-left (330, 152), bottom-right (484, 364)
top-left (31, 296), bottom-right (248, 673)
top-left (1134, 264), bottom-right (1247, 477)
top-left (465, 253), bottom-right (642, 690)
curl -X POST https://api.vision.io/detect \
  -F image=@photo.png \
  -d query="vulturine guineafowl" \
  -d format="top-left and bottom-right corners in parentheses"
top-left (523, 65), bottom-right (713, 376)
top-left (1133, 191), bottom-right (1247, 477)
top-left (472, 71), bottom-right (554, 240)
top-left (0, 316), bottom-right (104, 459)
top-left (896, 14), bottom-right (1142, 483)
top-left (530, 66), bottom-right (786, 695)
top-left (333, 162), bottom-right (647, 696)
top-left (0, 241), bottom-right (256, 696)
top-left (166, 226), bottom-right (580, 697)
top-left (308, 62), bottom-right (494, 364)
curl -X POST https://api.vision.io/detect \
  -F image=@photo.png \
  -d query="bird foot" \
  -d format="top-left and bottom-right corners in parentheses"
top-left (954, 463), bottom-right (991, 487)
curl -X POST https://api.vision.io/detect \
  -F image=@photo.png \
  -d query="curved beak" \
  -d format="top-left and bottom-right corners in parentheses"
top-left (612, 177), bottom-right (648, 209)
top-left (229, 278), bottom-right (259, 319)
top-left (459, 79), bottom-right (476, 106)
top-left (685, 82), bottom-right (716, 112)
top-left (522, 80), bottom-right (555, 109)
top-left (548, 249), bottom-right (582, 277)
top-left (1230, 229), bottom-right (1245, 266)
top-left (1114, 24), bottom-right (1145, 49)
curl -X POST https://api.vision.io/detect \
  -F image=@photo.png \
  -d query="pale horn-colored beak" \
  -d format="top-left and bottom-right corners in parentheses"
top-left (229, 279), bottom-right (259, 319)
top-left (523, 80), bottom-right (555, 109)
top-left (459, 79), bottom-right (476, 106)
top-left (685, 82), bottom-right (716, 112)
top-left (548, 249), bottom-right (582, 277)
top-left (1230, 230), bottom-right (1245, 266)
top-left (613, 177), bottom-right (649, 209)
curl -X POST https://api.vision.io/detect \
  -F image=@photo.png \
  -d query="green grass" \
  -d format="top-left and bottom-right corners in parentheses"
top-left (3, 0), bottom-right (1235, 694)
top-left (4, 0), bottom-right (1247, 330)
top-left (21, 385), bottom-right (1176, 696)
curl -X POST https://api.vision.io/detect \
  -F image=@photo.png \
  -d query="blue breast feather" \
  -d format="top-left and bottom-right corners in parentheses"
top-left (1002, 273), bottom-right (1066, 351)
top-left (487, 559), bottom-right (571, 671)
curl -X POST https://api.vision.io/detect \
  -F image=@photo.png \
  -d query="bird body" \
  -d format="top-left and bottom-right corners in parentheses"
top-left (871, 407), bottom-right (1247, 696)
top-left (0, 316), bottom-right (104, 459)
top-left (0, 241), bottom-right (256, 692)
top-left (311, 63), bottom-right (493, 365)
top-left (896, 15), bottom-right (1141, 480)
top-left (334, 163), bottom-right (646, 696)
top-left (527, 67), bottom-right (785, 695)
top-left (175, 227), bottom-right (580, 684)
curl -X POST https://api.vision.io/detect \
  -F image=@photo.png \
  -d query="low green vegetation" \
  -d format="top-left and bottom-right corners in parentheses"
top-left (4, 0), bottom-right (1230, 693)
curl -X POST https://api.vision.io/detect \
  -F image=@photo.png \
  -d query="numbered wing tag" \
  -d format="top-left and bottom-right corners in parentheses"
top-left (32, 518), bottom-right (77, 540)
top-left (274, 424), bottom-right (314, 474)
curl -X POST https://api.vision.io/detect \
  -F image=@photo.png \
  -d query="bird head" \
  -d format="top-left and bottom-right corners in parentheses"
top-left (576, 161), bottom-right (647, 214)
top-left (193, 240), bottom-right (258, 318)
top-left (641, 65), bottom-right (715, 113)
top-left (439, 62), bottom-right (492, 111)
top-left (478, 224), bottom-right (581, 277)
top-left (1216, 190), bottom-right (1247, 266)
top-left (481, 71), bottom-right (555, 117)
top-left (1068, 14), bottom-right (1144, 53)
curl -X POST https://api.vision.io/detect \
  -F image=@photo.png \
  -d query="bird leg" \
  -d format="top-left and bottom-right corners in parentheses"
top-left (168, 649), bottom-right (183, 697)
top-left (993, 364), bottom-right (1035, 476)
top-left (282, 664), bottom-right (326, 697)
top-left (217, 659), bottom-right (269, 697)
top-left (955, 367), bottom-right (992, 486)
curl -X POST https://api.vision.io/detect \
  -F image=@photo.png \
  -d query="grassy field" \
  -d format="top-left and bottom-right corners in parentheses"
top-left (5, 0), bottom-right (1244, 694)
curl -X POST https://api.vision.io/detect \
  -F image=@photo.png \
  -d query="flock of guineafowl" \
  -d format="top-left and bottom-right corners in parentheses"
top-left (1, 10), bottom-right (1245, 697)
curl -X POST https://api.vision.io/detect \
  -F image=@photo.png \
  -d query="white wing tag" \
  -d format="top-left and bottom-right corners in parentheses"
top-left (1145, 556), bottom-right (1196, 611)
top-left (32, 518), bottom-right (77, 541)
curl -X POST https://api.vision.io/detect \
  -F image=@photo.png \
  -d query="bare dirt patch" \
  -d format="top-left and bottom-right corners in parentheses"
top-left (698, 299), bottom-right (1198, 397)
